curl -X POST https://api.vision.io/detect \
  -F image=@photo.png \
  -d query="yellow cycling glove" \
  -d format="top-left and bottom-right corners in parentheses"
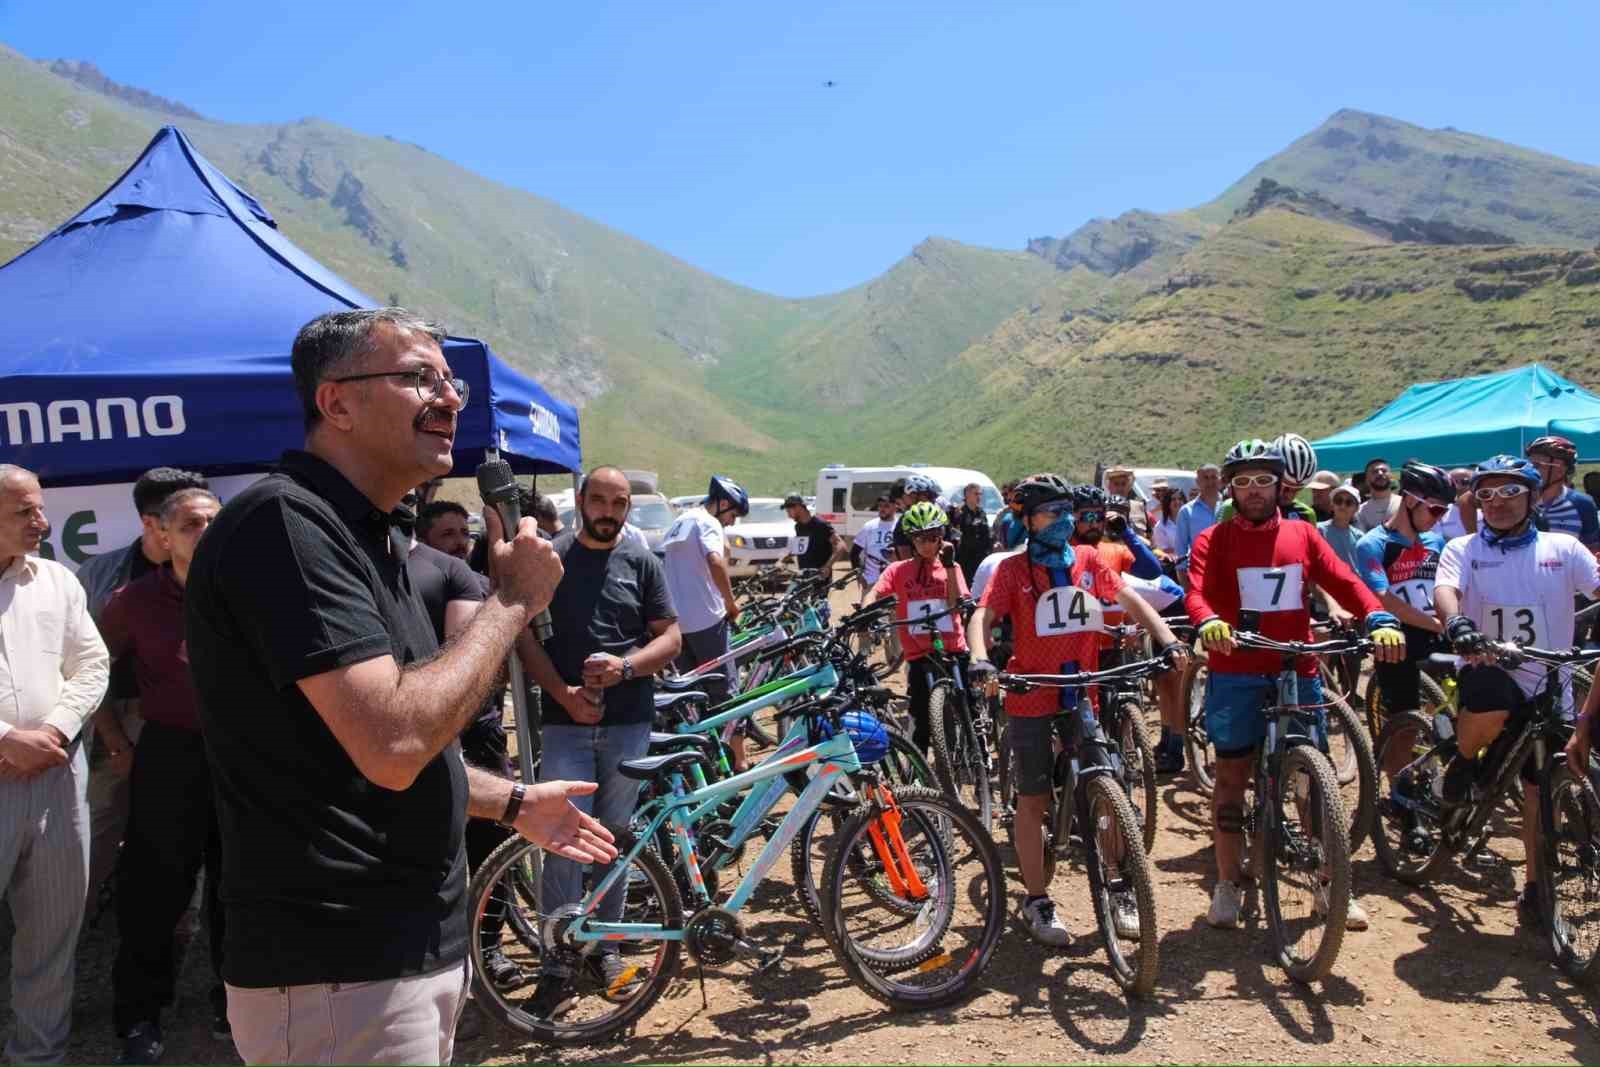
top-left (1198, 619), bottom-right (1233, 646)
top-left (1371, 626), bottom-right (1405, 651)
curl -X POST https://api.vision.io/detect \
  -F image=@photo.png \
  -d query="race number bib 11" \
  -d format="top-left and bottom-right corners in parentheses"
top-left (907, 599), bottom-right (957, 633)
top-left (1034, 586), bottom-right (1105, 636)
top-left (1390, 578), bottom-right (1435, 613)
top-left (1237, 564), bottom-right (1304, 613)
top-left (1481, 601), bottom-right (1547, 647)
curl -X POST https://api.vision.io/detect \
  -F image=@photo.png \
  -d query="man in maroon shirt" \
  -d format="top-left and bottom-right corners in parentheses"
top-left (98, 487), bottom-right (225, 1061)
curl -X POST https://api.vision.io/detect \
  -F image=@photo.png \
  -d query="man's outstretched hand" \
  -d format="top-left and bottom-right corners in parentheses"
top-left (511, 780), bottom-right (618, 864)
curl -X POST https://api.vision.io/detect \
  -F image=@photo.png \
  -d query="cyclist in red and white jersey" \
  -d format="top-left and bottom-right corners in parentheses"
top-left (966, 474), bottom-right (1186, 946)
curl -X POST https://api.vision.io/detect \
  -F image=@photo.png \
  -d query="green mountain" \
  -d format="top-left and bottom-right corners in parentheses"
top-left (7, 46), bottom-right (1600, 493)
top-left (0, 44), bottom-right (1050, 491)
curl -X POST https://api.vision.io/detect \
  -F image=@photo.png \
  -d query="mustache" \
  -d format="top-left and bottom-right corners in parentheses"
top-left (414, 407), bottom-right (456, 434)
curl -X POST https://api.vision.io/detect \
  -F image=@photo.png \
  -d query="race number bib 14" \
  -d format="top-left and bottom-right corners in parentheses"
top-left (1034, 586), bottom-right (1105, 636)
top-left (1237, 564), bottom-right (1304, 613)
top-left (1481, 601), bottom-right (1547, 647)
top-left (1390, 578), bottom-right (1435, 613)
top-left (907, 599), bottom-right (957, 633)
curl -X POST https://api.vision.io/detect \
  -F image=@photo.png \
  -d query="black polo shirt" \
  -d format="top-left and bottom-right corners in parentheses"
top-left (185, 449), bottom-right (467, 988)
top-left (407, 541), bottom-right (508, 770)
top-left (792, 514), bottom-right (836, 571)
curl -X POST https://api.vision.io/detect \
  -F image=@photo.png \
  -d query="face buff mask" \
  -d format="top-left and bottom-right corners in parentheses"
top-left (1027, 510), bottom-right (1076, 568)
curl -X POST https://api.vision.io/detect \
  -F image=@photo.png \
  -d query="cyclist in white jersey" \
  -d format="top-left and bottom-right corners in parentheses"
top-left (851, 494), bottom-right (898, 594)
top-left (1434, 455), bottom-right (1600, 920)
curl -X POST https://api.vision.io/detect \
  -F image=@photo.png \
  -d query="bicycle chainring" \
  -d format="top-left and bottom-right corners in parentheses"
top-left (684, 905), bottom-right (743, 965)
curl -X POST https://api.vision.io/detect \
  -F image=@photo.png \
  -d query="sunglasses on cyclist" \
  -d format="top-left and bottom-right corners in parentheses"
top-left (1472, 484), bottom-right (1530, 502)
top-left (1075, 510), bottom-right (1104, 523)
top-left (909, 529), bottom-right (945, 543)
top-left (1405, 493), bottom-right (1450, 518)
top-left (1230, 473), bottom-right (1279, 489)
top-left (1034, 500), bottom-right (1073, 517)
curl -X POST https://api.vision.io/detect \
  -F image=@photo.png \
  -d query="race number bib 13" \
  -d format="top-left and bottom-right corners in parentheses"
top-left (1482, 601), bottom-right (1547, 647)
top-left (1237, 564), bottom-right (1304, 613)
top-left (1390, 578), bottom-right (1435, 613)
top-left (1034, 586), bottom-right (1105, 636)
top-left (907, 599), bottom-right (956, 633)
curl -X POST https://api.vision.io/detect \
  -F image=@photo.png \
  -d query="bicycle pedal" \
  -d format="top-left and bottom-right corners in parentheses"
top-left (734, 938), bottom-right (785, 974)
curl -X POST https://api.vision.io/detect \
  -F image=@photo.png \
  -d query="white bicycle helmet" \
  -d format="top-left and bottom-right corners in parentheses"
top-left (1273, 433), bottom-right (1319, 486)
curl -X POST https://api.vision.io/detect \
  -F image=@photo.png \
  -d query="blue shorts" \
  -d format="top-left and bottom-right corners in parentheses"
top-left (1203, 671), bottom-right (1327, 758)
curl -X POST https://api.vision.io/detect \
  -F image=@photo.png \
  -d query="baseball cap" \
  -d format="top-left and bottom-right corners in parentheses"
top-left (782, 494), bottom-right (805, 508)
top-left (1331, 482), bottom-right (1361, 505)
top-left (1308, 470), bottom-right (1341, 491)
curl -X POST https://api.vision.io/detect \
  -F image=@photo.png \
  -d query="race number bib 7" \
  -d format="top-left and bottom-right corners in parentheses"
top-left (907, 599), bottom-right (956, 633)
top-left (1035, 586), bottom-right (1105, 635)
top-left (1390, 578), bottom-right (1435, 613)
top-left (1482, 601), bottom-right (1547, 647)
top-left (1237, 564), bottom-right (1304, 613)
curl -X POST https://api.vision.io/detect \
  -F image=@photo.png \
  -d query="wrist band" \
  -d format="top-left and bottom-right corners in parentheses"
top-left (499, 782), bottom-right (526, 826)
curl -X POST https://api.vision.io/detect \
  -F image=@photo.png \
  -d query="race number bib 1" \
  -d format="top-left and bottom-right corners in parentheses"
top-left (1034, 586), bottom-right (1105, 636)
top-left (1390, 578), bottom-right (1435, 613)
top-left (1236, 564), bottom-right (1304, 613)
top-left (1482, 601), bottom-right (1547, 647)
top-left (907, 599), bottom-right (957, 633)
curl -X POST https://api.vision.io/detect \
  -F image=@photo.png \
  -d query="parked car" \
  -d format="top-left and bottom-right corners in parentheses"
top-left (668, 494), bottom-right (704, 513)
top-left (813, 464), bottom-right (1002, 537)
top-left (724, 497), bottom-right (797, 577)
top-left (1094, 465), bottom-right (1196, 504)
top-left (628, 494), bottom-right (676, 555)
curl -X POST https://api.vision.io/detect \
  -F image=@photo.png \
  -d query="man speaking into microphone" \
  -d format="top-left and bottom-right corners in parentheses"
top-left (185, 309), bottom-right (615, 1066)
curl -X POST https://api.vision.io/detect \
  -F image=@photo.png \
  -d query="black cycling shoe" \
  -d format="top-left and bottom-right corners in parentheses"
top-left (1154, 736), bottom-right (1185, 775)
top-left (528, 972), bottom-right (577, 1019)
top-left (481, 947), bottom-right (523, 989)
top-left (1518, 882), bottom-right (1543, 930)
top-left (119, 1021), bottom-right (165, 1065)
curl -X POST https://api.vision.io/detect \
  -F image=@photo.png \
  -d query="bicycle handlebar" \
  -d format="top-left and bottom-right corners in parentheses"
top-left (997, 655), bottom-right (1172, 693)
top-left (1233, 631), bottom-right (1373, 656)
top-left (1429, 642), bottom-right (1600, 670)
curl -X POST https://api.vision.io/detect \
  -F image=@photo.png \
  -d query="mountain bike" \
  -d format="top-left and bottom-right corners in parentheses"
top-left (996, 659), bottom-right (1168, 996)
top-left (1227, 630), bottom-right (1370, 983)
top-left (1372, 642), bottom-right (1600, 983)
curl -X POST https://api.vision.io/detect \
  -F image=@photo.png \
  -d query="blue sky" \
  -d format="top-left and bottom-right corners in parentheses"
top-left (4, 0), bottom-right (1598, 296)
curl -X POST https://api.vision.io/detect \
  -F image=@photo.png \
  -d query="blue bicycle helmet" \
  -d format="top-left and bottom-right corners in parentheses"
top-left (1470, 455), bottom-right (1542, 492)
top-left (902, 473), bottom-right (942, 498)
top-left (706, 474), bottom-right (750, 517)
top-left (815, 710), bottom-right (890, 764)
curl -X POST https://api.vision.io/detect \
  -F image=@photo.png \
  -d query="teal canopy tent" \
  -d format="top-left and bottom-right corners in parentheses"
top-left (1311, 364), bottom-right (1600, 472)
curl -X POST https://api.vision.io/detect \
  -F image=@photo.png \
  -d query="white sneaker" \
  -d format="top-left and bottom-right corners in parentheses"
top-left (1207, 880), bottom-right (1242, 929)
top-left (1113, 890), bottom-right (1141, 940)
top-left (1312, 883), bottom-right (1369, 930)
top-left (1021, 896), bottom-right (1072, 947)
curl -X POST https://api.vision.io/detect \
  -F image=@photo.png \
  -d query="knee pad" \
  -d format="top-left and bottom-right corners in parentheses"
top-left (1216, 803), bottom-right (1246, 834)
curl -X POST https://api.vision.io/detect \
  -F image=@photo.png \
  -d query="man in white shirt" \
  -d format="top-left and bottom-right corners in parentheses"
top-left (0, 464), bottom-right (111, 1063)
top-left (661, 476), bottom-right (747, 756)
top-left (851, 495), bottom-right (898, 594)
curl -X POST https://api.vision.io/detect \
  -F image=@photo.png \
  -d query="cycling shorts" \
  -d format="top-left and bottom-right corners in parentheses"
top-left (1458, 665), bottom-right (1541, 785)
top-left (1006, 714), bottom-right (1057, 796)
top-left (1203, 671), bottom-right (1326, 759)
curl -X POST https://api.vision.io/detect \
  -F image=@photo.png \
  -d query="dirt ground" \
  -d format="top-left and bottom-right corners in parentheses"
top-left (7, 584), bottom-right (1599, 1064)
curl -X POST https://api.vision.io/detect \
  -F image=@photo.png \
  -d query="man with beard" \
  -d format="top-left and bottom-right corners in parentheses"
top-left (1357, 457), bottom-right (1402, 532)
top-left (515, 464), bottom-right (681, 1016)
top-left (1188, 439), bottom-right (1405, 932)
top-left (416, 501), bottom-right (472, 561)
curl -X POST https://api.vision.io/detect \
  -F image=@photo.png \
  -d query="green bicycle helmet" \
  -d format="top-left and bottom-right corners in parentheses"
top-left (899, 500), bottom-right (949, 534)
top-left (1221, 438), bottom-right (1285, 480)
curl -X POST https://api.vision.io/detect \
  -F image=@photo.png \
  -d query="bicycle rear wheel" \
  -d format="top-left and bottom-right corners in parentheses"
top-left (929, 681), bottom-right (995, 832)
top-left (824, 788), bottom-right (1005, 1009)
top-left (1082, 775), bottom-right (1160, 996)
top-left (467, 831), bottom-right (681, 1044)
top-left (1115, 699), bottom-right (1159, 853)
top-left (1324, 694), bottom-right (1376, 854)
top-left (1538, 758), bottom-right (1600, 983)
top-left (1182, 657), bottom-right (1215, 793)
top-left (1263, 746), bottom-right (1350, 984)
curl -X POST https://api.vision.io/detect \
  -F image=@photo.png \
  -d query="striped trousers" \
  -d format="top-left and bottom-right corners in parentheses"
top-left (1, 744), bottom-right (90, 1064)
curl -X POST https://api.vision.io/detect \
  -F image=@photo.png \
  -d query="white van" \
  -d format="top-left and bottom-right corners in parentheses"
top-left (814, 464), bottom-right (1003, 537)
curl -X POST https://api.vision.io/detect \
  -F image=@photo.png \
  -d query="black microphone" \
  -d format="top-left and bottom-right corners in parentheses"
top-left (476, 457), bottom-right (554, 642)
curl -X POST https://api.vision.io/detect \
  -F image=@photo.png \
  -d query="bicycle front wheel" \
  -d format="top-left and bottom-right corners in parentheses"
top-left (1182, 657), bottom-right (1215, 793)
top-left (929, 681), bottom-right (994, 831)
top-left (1116, 699), bottom-right (1159, 853)
top-left (1325, 694), bottom-right (1377, 855)
top-left (1263, 746), bottom-right (1350, 984)
top-left (1082, 775), bottom-right (1160, 996)
top-left (1371, 711), bottom-right (1451, 885)
top-left (467, 831), bottom-right (682, 1044)
top-left (824, 787), bottom-right (1005, 1010)
top-left (1538, 757), bottom-right (1600, 983)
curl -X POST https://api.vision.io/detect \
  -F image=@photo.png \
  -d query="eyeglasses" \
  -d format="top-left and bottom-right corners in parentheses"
top-left (1405, 493), bottom-right (1449, 518)
top-left (330, 366), bottom-right (469, 405)
top-left (1076, 510), bottom-right (1104, 523)
top-left (1230, 474), bottom-right (1279, 489)
top-left (1473, 484), bottom-right (1530, 502)
top-left (909, 530), bottom-right (945, 543)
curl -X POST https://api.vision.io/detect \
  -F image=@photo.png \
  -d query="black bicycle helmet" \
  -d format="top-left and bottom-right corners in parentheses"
top-left (1106, 493), bottom-right (1131, 516)
top-left (902, 473), bottom-right (942, 498)
top-left (1398, 460), bottom-right (1455, 506)
top-left (706, 474), bottom-right (750, 517)
top-left (1072, 484), bottom-right (1110, 511)
top-left (1011, 473), bottom-right (1073, 514)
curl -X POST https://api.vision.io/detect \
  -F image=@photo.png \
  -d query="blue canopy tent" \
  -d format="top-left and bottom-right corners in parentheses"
top-left (1311, 364), bottom-right (1600, 472)
top-left (0, 126), bottom-right (580, 487)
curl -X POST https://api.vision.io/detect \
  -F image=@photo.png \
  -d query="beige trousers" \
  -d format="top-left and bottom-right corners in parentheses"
top-left (226, 959), bottom-right (468, 1065)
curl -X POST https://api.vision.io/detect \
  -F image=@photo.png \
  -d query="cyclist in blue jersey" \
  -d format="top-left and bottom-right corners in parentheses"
top-left (1527, 436), bottom-right (1600, 552)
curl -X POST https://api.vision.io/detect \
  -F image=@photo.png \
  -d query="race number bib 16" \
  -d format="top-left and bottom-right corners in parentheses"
top-left (1481, 601), bottom-right (1547, 647)
top-left (1390, 578), bottom-right (1435, 613)
top-left (907, 599), bottom-right (957, 633)
top-left (1237, 564), bottom-right (1304, 613)
top-left (1034, 586), bottom-right (1105, 636)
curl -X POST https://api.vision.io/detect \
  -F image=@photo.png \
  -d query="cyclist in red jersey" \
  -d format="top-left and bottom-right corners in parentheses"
top-left (1187, 439), bottom-right (1405, 931)
top-left (967, 474), bottom-right (1186, 946)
